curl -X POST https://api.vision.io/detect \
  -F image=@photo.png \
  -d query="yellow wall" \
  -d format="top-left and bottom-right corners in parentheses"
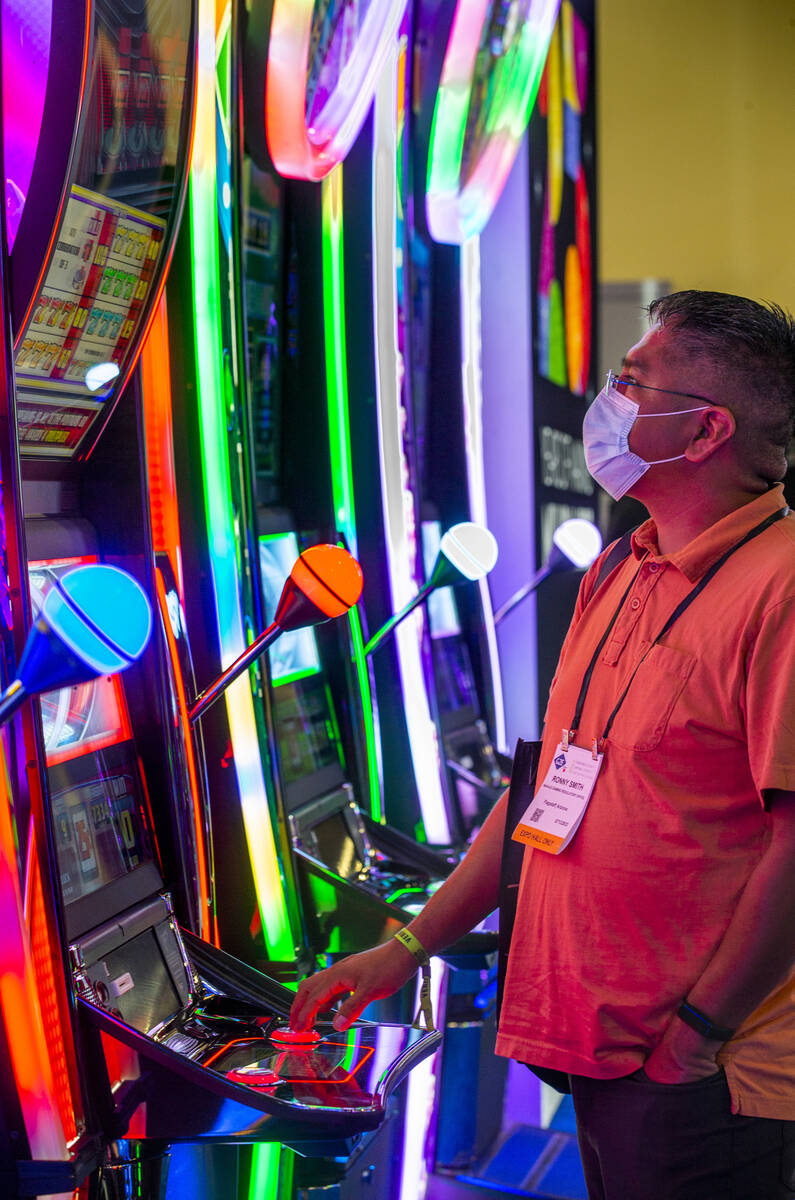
top-left (597, 0), bottom-right (795, 308)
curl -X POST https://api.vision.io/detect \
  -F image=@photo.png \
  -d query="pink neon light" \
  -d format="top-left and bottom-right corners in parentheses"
top-left (1, 0), bottom-right (53, 249)
top-left (440, 0), bottom-right (488, 83)
top-left (265, 0), bottom-right (408, 181)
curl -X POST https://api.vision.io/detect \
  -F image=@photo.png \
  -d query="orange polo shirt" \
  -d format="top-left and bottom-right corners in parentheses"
top-left (496, 485), bottom-right (795, 1118)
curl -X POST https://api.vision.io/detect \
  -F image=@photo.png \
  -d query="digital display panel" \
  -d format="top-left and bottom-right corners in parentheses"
top-left (421, 521), bottom-right (461, 639)
top-left (29, 557), bottom-right (154, 906)
top-left (258, 532), bottom-right (343, 786)
top-left (258, 532), bottom-right (322, 685)
top-left (14, 0), bottom-right (193, 455)
top-left (15, 187), bottom-right (166, 439)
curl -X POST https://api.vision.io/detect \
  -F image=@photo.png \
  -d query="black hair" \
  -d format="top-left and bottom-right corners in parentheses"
top-left (647, 290), bottom-right (795, 478)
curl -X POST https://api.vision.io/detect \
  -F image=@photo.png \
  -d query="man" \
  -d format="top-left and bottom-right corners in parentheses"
top-left (291, 291), bottom-right (795, 1200)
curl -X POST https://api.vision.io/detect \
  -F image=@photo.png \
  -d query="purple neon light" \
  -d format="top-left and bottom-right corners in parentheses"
top-left (2, 0), bottom-right (53, 250)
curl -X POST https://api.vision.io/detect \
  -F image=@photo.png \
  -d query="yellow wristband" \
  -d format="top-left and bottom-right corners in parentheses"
top-left (394, 927), bottom-right (430, 966)
top-left (394, 928), bottom-right (434, 1032)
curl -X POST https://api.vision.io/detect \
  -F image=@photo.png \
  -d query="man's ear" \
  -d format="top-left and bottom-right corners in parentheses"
top-left (685, 407), bottom-right (736, 463)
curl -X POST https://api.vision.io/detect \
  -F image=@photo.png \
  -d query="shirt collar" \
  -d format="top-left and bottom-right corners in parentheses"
top-left (630, 485), bottom-right (788, 582)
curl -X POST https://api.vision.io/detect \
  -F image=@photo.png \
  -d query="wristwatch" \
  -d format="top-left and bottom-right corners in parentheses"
top-left (677, 1000), bottom-right (735, 1042)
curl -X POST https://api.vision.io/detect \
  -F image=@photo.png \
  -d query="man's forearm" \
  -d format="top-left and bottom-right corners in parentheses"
top-left (404, 788), bottom-right (509, 955)
top-left (643, 790), bottom-right (795, 1083)
top-left (684, 790), bottom-right (795, 1030)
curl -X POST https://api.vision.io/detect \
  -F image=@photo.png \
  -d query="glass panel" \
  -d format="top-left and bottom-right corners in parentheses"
top-left (29, 558), bottom-right (155, 906)
top-left (14, 0), bottom-right (193, 451)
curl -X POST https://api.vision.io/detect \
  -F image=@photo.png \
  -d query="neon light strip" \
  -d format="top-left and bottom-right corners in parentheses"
top-left (399, 960), bottom-right (446, 1200)
top-left (155, 569), bottom-right (213, 942)
top-left (141, 299), bottom-right (185, 597)
top-left (249, 1144), bottom-right (281, 1200)
top-left (460, 236), bottom-right (506, 750)
top-left (321, 168), bottom-right (383, 823)
top-left (0, 746), bottom-right (69, 1163)
top-left (372, 44), bottom-right (449, 844)
top-left (187, 0), bottom-right (292, 960)
top-left (265, 0), bottom-right (408, 180)
top-left (426, 0), bottom-right (560, 244)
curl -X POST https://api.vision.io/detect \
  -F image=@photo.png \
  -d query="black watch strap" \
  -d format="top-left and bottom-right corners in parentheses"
top-left (677, 1000), bottom-right (735, 1042)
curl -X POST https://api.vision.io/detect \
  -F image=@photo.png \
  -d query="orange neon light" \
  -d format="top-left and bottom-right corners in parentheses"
top-left (207, 1036), bottom-right (374, 1085)
top-left (155, 568), bottom-right (215, 944)
top-left (140, 298), bottom-right (185, 598)
top-left (264, 0), bottom-right (408, 181)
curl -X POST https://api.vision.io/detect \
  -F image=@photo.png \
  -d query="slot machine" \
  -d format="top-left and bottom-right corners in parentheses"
top-left (0, 0), bottom-right (440, 1192)
top-left (334, 0), bottom-right (560, 857)
top-left (157, 0), bottom-right (481, 990)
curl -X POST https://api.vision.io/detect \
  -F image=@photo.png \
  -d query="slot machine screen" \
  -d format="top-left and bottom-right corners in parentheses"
top-left (421, 521), bottom-right (479, 719)
top-left (307, 812), bottom-right (365, 882)
top-left (258, 532), bottom-right (343, 789)
top-left (29, 558), bottom-right (155, 912)
top-left (421, 521), bottom-right (461, 640)
top-left (259, 532), bottom-right (321, 686)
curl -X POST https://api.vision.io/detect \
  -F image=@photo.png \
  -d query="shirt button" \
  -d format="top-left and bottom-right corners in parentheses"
top-left (648, 562), bottom-right (659, 573)
top-left (630, 597), bottom-right (641, 610)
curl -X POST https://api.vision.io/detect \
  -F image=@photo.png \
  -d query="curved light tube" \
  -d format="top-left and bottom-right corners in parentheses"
top-left (266, 0), bottom-right (408, 180)
top-left (426, 0), bottom-right (560, 244)
top-left (372, 43), bottom-right (449, 844)
top-left (460, 235), bottom-right (506, 749)
top-left (186, 0), bottom-right (293, 961)
top-left (2, 0), bottom-right (53, 248)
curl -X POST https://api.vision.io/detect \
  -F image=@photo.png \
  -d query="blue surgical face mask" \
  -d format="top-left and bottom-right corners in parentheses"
top-left (583, 377), bottom-right (709, 501)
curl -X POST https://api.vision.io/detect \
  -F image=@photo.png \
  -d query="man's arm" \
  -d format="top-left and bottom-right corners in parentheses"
top-left (289, 787), bottom-right (510, 1031)
top-left (644, 789), bottom-right (795, 1083)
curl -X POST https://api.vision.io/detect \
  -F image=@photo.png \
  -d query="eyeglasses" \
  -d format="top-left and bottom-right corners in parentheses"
top-left (606, 370), bottom-right (713, 406)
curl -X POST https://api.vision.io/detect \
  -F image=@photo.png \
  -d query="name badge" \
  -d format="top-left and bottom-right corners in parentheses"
top-left (512, 740), bottom-right (603, 854)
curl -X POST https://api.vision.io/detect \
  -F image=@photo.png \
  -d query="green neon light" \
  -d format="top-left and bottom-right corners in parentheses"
top-left (324, 682), bottom-right (345, 769)
top-left (426, 0), bottom-right (560, 242)
top-left (272, 665), bottom-right (322, 688)
top-left (186, 0), bottom-right (293, 962)
top-left (249, 1145), bottom-right (281, 1200)
top-left (321, 168), bottom-right (384, 824)
top-left (341, 1027), bottom-right (358, 1073)
top-left (384, 886), bottom-right (425, 905)
top-left (321, 169), bottom-right (357, 556)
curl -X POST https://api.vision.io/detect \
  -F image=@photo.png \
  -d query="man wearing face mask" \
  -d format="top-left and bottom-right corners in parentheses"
top-left (290, 291), bottom-right (795, 1199)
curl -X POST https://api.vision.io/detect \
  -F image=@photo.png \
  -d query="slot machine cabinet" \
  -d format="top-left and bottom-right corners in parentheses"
top-left (0, 0), bottom-right (441, 1191)
top-left (159, 0), bottom-right (475, 985)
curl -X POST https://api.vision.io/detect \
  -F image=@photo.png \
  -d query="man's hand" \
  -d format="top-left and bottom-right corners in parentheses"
top-left (289, 939), bottom-right (418, 1033)
top-left (642, 1016), bottom-right (722, 1084)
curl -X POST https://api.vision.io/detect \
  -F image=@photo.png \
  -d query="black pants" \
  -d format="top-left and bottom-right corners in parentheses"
top-left (569, 1068), bottom-right (795, 1200)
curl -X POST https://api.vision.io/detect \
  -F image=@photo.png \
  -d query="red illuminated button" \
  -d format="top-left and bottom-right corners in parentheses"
top-left (226, 1065), bottom-right (281, 1088)
top-left (269, 1026), bottom-right (321, 1046)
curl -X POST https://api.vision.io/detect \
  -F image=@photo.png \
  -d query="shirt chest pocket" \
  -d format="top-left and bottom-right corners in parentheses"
top-left (606, 642), bottom-right (697, 753)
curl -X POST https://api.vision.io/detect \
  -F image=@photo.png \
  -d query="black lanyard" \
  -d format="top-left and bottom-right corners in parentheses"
top-left (568, 507), bottom-right (788, 747)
